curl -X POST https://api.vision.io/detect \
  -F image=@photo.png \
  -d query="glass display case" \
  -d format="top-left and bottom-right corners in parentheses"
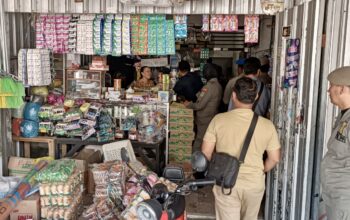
top-left (65, 69), bottom-right (105, 99)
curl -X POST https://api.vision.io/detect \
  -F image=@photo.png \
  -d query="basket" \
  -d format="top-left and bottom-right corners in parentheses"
top-left (102, 140), bottom-right (137, 162)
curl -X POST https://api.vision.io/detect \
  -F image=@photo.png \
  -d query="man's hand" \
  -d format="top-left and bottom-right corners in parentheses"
top-left (183, 100), bottom-right (191, 107)
top-left (201, 140), bottom-right (216, 161)
top-left (264, 148), bottom-right (281, 172)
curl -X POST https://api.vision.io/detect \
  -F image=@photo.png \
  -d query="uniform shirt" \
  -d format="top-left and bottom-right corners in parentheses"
top-left (228, 78), bottom-right (271, 117)
top-left (203, 109), bottom-right (281, 190)
top-left (321, 109), bottom-right (350, 209)
top-left (173, 72), bottom-right (203, 102)
top-left (222, 74), bottom-right (243, 105)
top-left (187, 78), bottom-right (222, 126)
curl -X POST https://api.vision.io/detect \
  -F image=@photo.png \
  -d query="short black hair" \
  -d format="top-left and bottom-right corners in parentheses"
top-left (141, 66), bottom-right (150, 73)
top-left (178, 60), bottom-right (191, 72)
top-left (203, 64), bottom-right (218, 81)
top-left (244, 57), bottom-right (261, 75)
top-left (233, 77), bottom-right (257, 104)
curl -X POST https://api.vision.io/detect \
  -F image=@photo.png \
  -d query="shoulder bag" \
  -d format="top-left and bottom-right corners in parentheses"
top-left (206, 113), bottom-right (259, 195)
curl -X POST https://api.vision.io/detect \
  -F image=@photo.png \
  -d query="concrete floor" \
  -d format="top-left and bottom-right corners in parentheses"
top-left (185, 186), bottom-right (216, 220)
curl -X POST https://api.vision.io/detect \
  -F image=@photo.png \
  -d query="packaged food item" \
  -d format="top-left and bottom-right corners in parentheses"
top-left (174, 15), bottom-right (187, 39)
top-left (93, 15), bottom-right (103, 55)
top-left (112, 15), bottom-right (123, 56)
top-left (166, 20), bottom-right (175, 55)
top-left (102, 14), bottom-right (114, 55)
top-left (36, 159), bottom-right (76, 183)
top-left (84, 103), bottom-right (102, 120)
top-left (122, 15), bottom-right (131, 55)
top-left (52, 106), bottom-right (65, 121)
top-left (63, 109), bottom-right (82, 122)
top-left (39, 121), bottom-right (54, 135)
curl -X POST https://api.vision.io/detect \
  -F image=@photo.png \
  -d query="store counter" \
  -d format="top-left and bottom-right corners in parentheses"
top-left (13, 136), bottom-right (165, 175)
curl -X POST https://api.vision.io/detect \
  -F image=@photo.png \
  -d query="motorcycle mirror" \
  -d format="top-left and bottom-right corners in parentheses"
top-left (191, 151), bottom-right (208, 172)
top-left (121, 147), bottom-right (130, 163)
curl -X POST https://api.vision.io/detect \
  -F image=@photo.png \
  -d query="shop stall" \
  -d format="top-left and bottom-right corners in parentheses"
top-left (0, 0), bottom-right (279, 218)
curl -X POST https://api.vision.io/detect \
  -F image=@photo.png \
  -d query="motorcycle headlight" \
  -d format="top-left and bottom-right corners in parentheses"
top-left (136, 199), bottom-right (163, 220)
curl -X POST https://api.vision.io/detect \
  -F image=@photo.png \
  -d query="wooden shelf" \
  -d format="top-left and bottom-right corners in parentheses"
top-left (66, 78), bottom-right (101, 82)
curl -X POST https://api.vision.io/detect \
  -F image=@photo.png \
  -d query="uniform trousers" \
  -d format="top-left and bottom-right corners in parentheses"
top-left (213, 185), bottom-right (264, 220)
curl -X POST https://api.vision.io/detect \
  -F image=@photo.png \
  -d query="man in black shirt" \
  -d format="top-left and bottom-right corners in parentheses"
top-left (173, 61), bottom-right (203, 102)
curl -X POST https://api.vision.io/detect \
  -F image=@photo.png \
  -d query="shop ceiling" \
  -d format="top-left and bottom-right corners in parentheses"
top-left (4, 0), bottom-right (273, 14)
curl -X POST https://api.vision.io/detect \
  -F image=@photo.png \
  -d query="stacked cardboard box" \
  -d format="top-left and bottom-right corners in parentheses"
top-left (169, 103), bottom-right (194, 164)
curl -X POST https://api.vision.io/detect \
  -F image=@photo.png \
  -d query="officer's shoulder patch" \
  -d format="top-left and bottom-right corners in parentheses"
top-left (336, 121), bottom-right (348, 143)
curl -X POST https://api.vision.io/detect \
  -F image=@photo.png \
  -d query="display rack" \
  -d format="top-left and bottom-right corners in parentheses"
top-left (65, 69), bottom-right (106, 99)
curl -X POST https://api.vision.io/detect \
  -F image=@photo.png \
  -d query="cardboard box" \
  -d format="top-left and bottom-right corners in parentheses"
top-left (73, 148), bottom-right (102, 194)
top-left (169, 123), bottom-right (194, 131)
top-left (10, 193), bottom-right (40, 220)
top-left (8, 157), bottom-right (35, 177)
top-left (170, 131), bottom-right (195, 139)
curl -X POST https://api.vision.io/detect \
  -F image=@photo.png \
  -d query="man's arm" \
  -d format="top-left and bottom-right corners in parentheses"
top-left (201, 140), bottom-right (216, 161)
top-left (264, 148), bottom-right (280, 172)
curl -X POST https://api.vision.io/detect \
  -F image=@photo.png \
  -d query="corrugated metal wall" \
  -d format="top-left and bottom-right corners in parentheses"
top-left (3, 0), bottom-right (266, 14)
top-left (311, 0), bottom-right (350, 218)
top-left (267, 0), bottom-right (326, 219)
top-left (0, 0), bottom-right (13, 175)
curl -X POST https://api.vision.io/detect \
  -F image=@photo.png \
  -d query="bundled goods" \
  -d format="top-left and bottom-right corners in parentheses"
top-left (52, 106), bottom-right (65, 121)
top-left (68, 15), bottom-right (80, 53)
top-left (139, 15), bottom-right (148, 55)
top-left (36, 159), bottom-right (76, 183)
top-left (39, 121), bottom-right (54, 136)
top-left (174, 15), bottom-right (187, 39)
top-left (84, 102), bottom-right (102, 121)
top-left (137, 110), bottom-right (166, 144)
top-left (112, 15), bottom-right (123, 56)
top-left (96, 110), bottom-right (115, 142)
top-left (76, 14), bottom-right (95, 55)
top-left (169, 103), bottom-right (194, 163)
top-left (38, 105), bottom-right (53, 121)
top-left (17, 49), bottom-right (28, 85)
top-left (36, 159), bottom-right (83, 220)
top-left (202, 15), bottom-right (210, 32)
top-left (210, 15), bottom-right (224, 32)
top-left (83, 161), bottom-right (126, 219)
top-left (210, 15), bottom-right (238, 32)
top-left (102, 14), bottom-right (114, 55)
top-left (122, 14), bottom-right (131, 55)
top-left (131, 15), bottom-right (140, 55)
top-left (157, 15), bottom-right (167, 56)
top-left (63, 108), bottom-right (82, 137)
top-left (244, 15), bottom-right (259, 43)
top-left (148, 15), bottom-right (157, 55)
top-left (35, 14), bottom-right (70, 53)
top-left (166, 20), bottom-right (176, 55)
top-left (39, 98), bottom-right (63, 136)
top-left (18, 49), bottom-right (51, 86)
top-left (93, 15), bottom-right (104, 55)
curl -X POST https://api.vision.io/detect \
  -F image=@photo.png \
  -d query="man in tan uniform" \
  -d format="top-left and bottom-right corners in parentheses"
top-left (202, 77), bottom-right (281, 220)
top-left (321, 66), bottom-right (350, 219)
top-left (184, 64), bottom-right (222, 152)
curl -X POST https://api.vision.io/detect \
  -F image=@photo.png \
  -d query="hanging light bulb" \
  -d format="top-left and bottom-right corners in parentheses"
top-left (261, 0), bottom-right (284, 15)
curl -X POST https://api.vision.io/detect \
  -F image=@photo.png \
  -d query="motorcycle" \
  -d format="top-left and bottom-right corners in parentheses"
top-left (122, 150), bottom-right (215, 220)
